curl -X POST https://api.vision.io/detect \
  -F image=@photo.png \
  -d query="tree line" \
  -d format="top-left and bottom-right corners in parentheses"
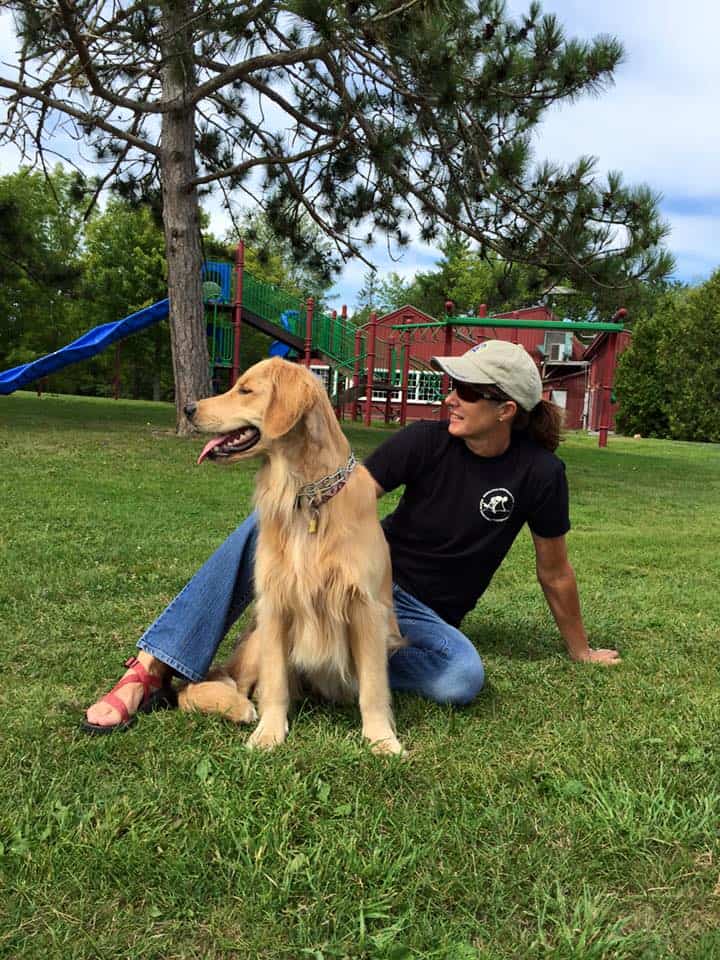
top-left (615, 271), bottom-right (720, 444)
top-left (3, 164), bottom-right (718, 444)
top-left (352, 234), bottom-right (668, 325)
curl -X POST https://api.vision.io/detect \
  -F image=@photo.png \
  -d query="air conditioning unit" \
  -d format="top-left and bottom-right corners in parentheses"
top-left (549, 343), bottom-right (565, 361)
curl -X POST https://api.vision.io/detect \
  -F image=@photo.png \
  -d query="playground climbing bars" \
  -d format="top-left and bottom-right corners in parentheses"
top-left (390, 312), bottom-right (629, 446)
top-left (232, 240), bottom-right (244, 383)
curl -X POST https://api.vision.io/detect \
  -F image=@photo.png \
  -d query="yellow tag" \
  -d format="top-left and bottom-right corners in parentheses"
top-left (308, 514), bottom-right (318, 534)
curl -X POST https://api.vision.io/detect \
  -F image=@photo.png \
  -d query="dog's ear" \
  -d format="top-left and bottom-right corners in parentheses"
top-left (263, 361), bottom-right (318, 439)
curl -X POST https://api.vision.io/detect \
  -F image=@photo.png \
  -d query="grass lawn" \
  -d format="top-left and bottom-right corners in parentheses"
top-left (1, 390), bottom-right (719, 960)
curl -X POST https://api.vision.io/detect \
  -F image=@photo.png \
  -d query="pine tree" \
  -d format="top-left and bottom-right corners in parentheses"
top-left (1, 0), bottom-right (674, 431)
top-left (354, 269), bottom-right (385, 323)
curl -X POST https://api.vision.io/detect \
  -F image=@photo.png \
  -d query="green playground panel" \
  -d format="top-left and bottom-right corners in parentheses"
top-left (313, 311), bottom-right (358, 370)
top-left (242, 272), bottom-right (306, 336)
top-left (203, 265), bottom-right (421, 385)
top-left (206, 300), bottom-right (234, 368)
top-left (213, 319), bottom-right (234, 366)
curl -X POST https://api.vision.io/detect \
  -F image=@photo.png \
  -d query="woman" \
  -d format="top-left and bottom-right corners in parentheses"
top-left (84, 340), bottom-right (619, 733)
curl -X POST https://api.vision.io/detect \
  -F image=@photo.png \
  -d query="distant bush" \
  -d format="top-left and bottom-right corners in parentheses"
top-left (616, 272), bottom-right (720, 442)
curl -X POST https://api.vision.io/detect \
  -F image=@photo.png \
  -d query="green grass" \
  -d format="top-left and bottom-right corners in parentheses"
top-left (1, 390), bottom-right (720, 960)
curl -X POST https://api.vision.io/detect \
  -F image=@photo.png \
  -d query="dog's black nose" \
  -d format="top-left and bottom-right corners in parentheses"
top-left (184, 401), bottom-right (197, 419)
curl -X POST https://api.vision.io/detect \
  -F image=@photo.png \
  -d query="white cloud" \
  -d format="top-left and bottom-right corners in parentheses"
top-left (535, 86), bottom-right (720, 197)
top-left (662, 212), bottom-right (720, 282)
top-left (522, 0), bottom-right (720, 285)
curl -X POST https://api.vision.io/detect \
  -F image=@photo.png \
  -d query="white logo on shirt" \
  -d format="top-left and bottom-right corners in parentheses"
top-left (480, 487), bottom-right (515, 522)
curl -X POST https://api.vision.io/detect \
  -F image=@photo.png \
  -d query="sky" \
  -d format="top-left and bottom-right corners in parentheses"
top-left (1, 1), bottom-right (718, 312)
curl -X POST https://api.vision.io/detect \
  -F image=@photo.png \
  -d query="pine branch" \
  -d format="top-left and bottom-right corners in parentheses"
top-left (54, 0), bottom-right (162, 114)
top-left (0, 76), bottom-right (160, 155)
top-left (188, 42), bottom-right (332, 108)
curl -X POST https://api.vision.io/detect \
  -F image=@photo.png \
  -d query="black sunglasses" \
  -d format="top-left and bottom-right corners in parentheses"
top-left (450, 379), bottom-right (506, 404)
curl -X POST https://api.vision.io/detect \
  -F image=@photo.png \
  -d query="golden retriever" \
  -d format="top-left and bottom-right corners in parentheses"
top-left (177, 357), bottom-right (405, 755)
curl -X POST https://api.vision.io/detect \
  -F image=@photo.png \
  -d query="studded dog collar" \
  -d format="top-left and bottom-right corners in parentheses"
top-left (296, 452), bottom-right (357, 532)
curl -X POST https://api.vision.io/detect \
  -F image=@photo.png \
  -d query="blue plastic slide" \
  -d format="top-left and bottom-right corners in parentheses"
top-left (0, 299), bottom-right (169, 395)
top-left (269, 309), bottom-right (300, 359)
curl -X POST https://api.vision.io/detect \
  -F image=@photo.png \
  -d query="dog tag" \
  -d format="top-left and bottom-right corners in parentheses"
top-left (308, 512), bottom-right (318, 534)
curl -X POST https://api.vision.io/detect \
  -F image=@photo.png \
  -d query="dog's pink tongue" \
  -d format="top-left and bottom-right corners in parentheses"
top-left (197, 435), bottom-right (226, 465)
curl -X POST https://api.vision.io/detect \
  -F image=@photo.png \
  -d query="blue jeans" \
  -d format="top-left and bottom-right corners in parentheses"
top-left (138, 513), bottom-right (485, 705)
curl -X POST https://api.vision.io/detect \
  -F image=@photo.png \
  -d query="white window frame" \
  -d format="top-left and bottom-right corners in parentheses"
top-left (406, 369), bottom-right (443, 404)
top-left (323, 366), bottom-right (443, 405)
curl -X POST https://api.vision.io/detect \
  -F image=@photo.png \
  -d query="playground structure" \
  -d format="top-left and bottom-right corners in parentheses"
top-left (0, 240), bottom-right (444, 421)
top-left (0, 241), bottom-right (629, 446)
top-left (200, 242), bottom-right (444, 421)
top-left (202, 245), bottom-right (630, 446)
top-left (385, 309), bottom-right (628, 448)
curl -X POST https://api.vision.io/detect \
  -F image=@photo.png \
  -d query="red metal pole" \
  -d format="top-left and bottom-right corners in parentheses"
top-left (328, 309), bottom-right (341, 417)
top-left (598, 330), bottom-right (621, 448)
top-left (475, 304), bottom-right (488, 345)
top-left (352, 329), bottom-right (362, 421)
top-left (598, 335), bottom-right (611, 448)
top-left (304, 297), bottom-right (314, 367)
top-left (400, 313), bottom-right (412, 426)
top-left (340, 306), bottom-right (348, 377)
top-left (605, 309), bottom-right (626, 442)
top-left (384, 336), bottom-right (395, 424)
top-left (440, 316), bottom-right (454, 420)
top-left (231, 240), bottom-right (244, 384)
top-left (364, 311), bottom-right (378, 426)
top-left (341, 306), bottom-right (349, 368)
top-left (597, 367), bottom-right (608, 447)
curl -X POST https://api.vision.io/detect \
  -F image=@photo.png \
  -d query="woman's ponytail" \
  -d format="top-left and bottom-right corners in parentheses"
top-left (512, 399), bottom-right (564, 451)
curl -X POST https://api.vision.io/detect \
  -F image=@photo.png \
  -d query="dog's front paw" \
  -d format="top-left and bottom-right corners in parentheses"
top-left (247, 715), bottom-right (288, 750)
top-left (369, 735), bottom-right (406, 757)
top-left (233, 697), bottom-right (258, 725)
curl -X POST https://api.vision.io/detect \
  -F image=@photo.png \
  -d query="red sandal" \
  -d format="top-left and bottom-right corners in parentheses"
top-left (82, 656), bottom-right (176, 735)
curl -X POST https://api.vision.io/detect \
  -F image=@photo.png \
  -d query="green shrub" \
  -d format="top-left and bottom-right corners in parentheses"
top-left (616, 273), bottom-right (720, 442)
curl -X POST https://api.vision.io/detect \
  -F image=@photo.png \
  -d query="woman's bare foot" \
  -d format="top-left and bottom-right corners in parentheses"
top-left (84, 652), bottom-right (169, 728)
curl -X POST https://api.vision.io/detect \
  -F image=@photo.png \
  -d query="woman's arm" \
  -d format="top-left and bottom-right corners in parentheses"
top-left (531, 532), bottom-right (621, 665)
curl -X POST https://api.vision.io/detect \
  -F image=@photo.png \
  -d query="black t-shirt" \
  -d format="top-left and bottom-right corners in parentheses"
top-left (364, 420), bottom-right (570, 627)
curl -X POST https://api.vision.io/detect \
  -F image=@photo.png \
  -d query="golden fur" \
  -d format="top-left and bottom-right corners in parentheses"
top-left (177, 358), bottom-right (405, 755)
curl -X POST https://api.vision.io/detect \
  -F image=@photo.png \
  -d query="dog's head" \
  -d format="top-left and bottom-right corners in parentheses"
top-left (185, 358), bottom-right (322, 465)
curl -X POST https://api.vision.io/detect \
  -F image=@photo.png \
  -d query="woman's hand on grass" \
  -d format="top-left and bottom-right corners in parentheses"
top-left (572, 647), bottom-right (622, 665)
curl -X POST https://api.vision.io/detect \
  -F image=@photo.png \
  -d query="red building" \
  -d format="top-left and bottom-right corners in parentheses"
top-left (312, 303), bottom-right (629, 433)
top-left (582, 329), bottom-right (632, 432)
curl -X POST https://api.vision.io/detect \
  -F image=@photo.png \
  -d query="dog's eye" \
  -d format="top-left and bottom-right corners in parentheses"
top-left (238, 386), bottom-right (252, 395)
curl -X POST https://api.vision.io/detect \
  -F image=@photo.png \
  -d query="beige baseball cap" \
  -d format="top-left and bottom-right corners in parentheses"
top-left (431, 339), bottom-right (542, 412)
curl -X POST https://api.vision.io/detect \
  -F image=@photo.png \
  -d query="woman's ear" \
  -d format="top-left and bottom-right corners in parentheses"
top-left (263, 361), bottom-right (318, 439)
top-left (498, 399), bottom-right (518, 423)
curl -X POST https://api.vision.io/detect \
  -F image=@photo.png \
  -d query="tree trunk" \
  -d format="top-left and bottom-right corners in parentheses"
top-left (160, 0), bottom-right (210, 436)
